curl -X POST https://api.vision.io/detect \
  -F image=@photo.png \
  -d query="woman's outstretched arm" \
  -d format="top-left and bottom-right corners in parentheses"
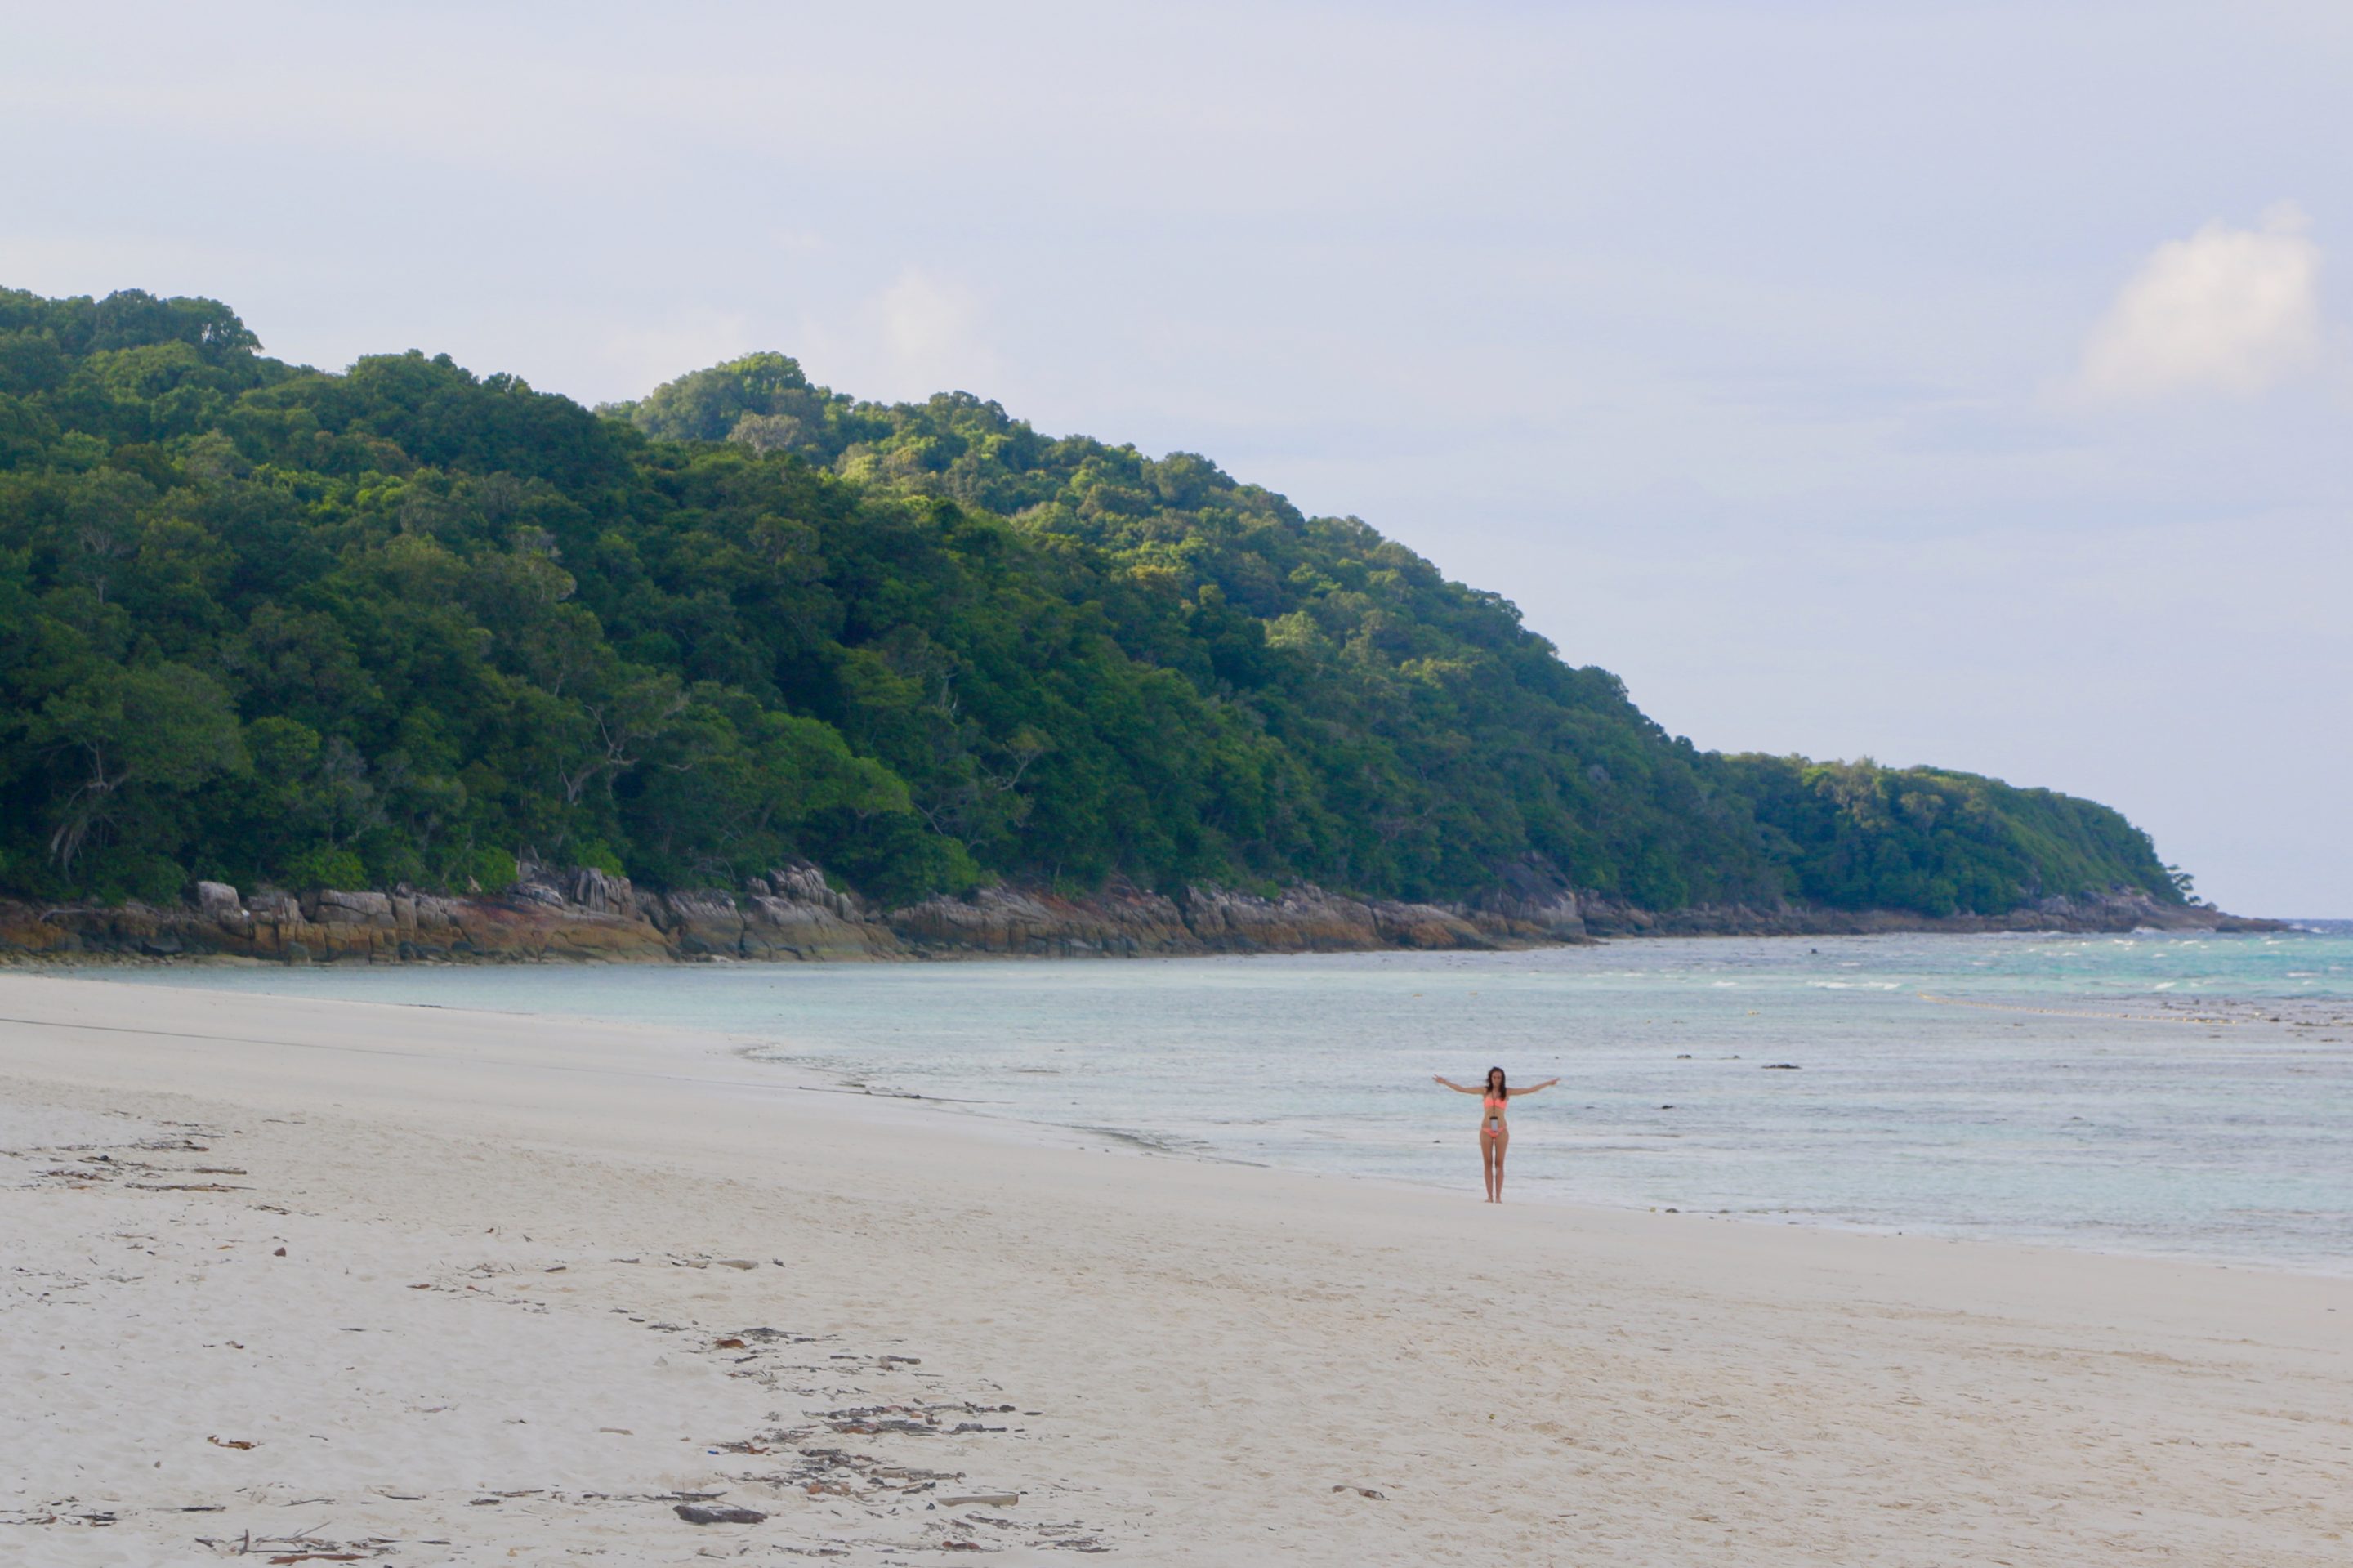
top-left (1509, 1078), bottom-right (1563, 1097)
top-left (1432, 1075), bottom-right (1480, 1092)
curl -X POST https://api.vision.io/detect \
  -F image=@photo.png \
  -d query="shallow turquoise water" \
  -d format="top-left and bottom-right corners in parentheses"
top-left (95, 930), bottom-right (2353, 1274)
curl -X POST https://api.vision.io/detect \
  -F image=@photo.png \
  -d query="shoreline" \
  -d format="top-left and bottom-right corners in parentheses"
top-left (42, 951), bottom-right (2353, 1282)
top-left (1, 873), bottom-right (2281, 968)
top-left (5, 972), bottom-right (2348, 1563)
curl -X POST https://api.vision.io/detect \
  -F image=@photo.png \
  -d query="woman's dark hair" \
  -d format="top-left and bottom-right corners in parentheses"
top-left (1486, 1066), bottom-right (1507, 1097)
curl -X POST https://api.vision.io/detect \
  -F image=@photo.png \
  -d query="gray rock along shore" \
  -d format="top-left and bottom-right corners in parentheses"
top-left (0, 855), bottom-right (2280, 965)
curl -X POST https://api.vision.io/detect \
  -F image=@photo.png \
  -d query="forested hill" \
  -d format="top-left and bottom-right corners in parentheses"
top-left (0, 288), bottom-right (2189, 920)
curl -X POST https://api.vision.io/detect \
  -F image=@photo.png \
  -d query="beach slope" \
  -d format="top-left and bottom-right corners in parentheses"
top-left (2, 972), bottom-right (2346, 1564)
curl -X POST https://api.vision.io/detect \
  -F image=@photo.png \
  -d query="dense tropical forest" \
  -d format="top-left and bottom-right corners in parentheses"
top-left (0, 287), bottom-right (2188, 918)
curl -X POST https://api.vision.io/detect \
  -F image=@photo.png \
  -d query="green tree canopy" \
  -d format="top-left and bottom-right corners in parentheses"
top-left (0, 286), bottom-right (2185, 916)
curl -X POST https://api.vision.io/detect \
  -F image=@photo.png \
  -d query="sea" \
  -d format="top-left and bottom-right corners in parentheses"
top-left (93, 927), bottom-right (2353, 1275)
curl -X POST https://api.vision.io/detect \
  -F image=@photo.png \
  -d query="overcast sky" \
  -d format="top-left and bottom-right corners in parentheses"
top-left (7, 2), bottom-right (2347, 914)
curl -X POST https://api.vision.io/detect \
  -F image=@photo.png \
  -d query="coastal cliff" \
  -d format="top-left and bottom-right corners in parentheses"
top-left (0, 860), bottom-right (2277, 967)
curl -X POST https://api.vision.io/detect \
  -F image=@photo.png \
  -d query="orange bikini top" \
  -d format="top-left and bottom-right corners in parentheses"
top-left (1484, 1095), bottom-right (1506, 1111)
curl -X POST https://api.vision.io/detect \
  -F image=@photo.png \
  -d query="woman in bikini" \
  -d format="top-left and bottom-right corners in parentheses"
top-left (1433, 1067), bottom-right (1560, 1203)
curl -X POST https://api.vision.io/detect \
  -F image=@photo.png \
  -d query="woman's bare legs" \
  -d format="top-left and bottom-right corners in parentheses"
top-left (1490, 1125), bottom-right (1509, 1202)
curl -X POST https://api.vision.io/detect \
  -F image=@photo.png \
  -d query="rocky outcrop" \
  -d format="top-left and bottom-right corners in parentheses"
top-left (1453, 853), bottom-right (1591, 944)
top-left (1576, 888), bottom-right (2279, 937)
top-left (735, 863), bottom-right (903, 961)
top-left (638, 864), bottom-right (902, 961)
top-left (1175, 884), bottom-right (1495, 952)
top-left (648, 888), bottom-right (748, 958)
top-left (891, 882), bottom-right (1193, 957)
top-left (0, 865), bottom-right (2279, 967)
top-left (6, 874), bottom-right (675, 965)
top-left (1174, 884), bottom-right (1378, 951)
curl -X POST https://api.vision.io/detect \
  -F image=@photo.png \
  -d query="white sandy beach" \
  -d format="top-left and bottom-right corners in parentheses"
top-left (2, 969), bottom-right (2347, 1566)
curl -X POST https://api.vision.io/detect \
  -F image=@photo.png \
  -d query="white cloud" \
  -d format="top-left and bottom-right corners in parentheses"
top-left (2075, 204), bottom-right (2322, 401)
